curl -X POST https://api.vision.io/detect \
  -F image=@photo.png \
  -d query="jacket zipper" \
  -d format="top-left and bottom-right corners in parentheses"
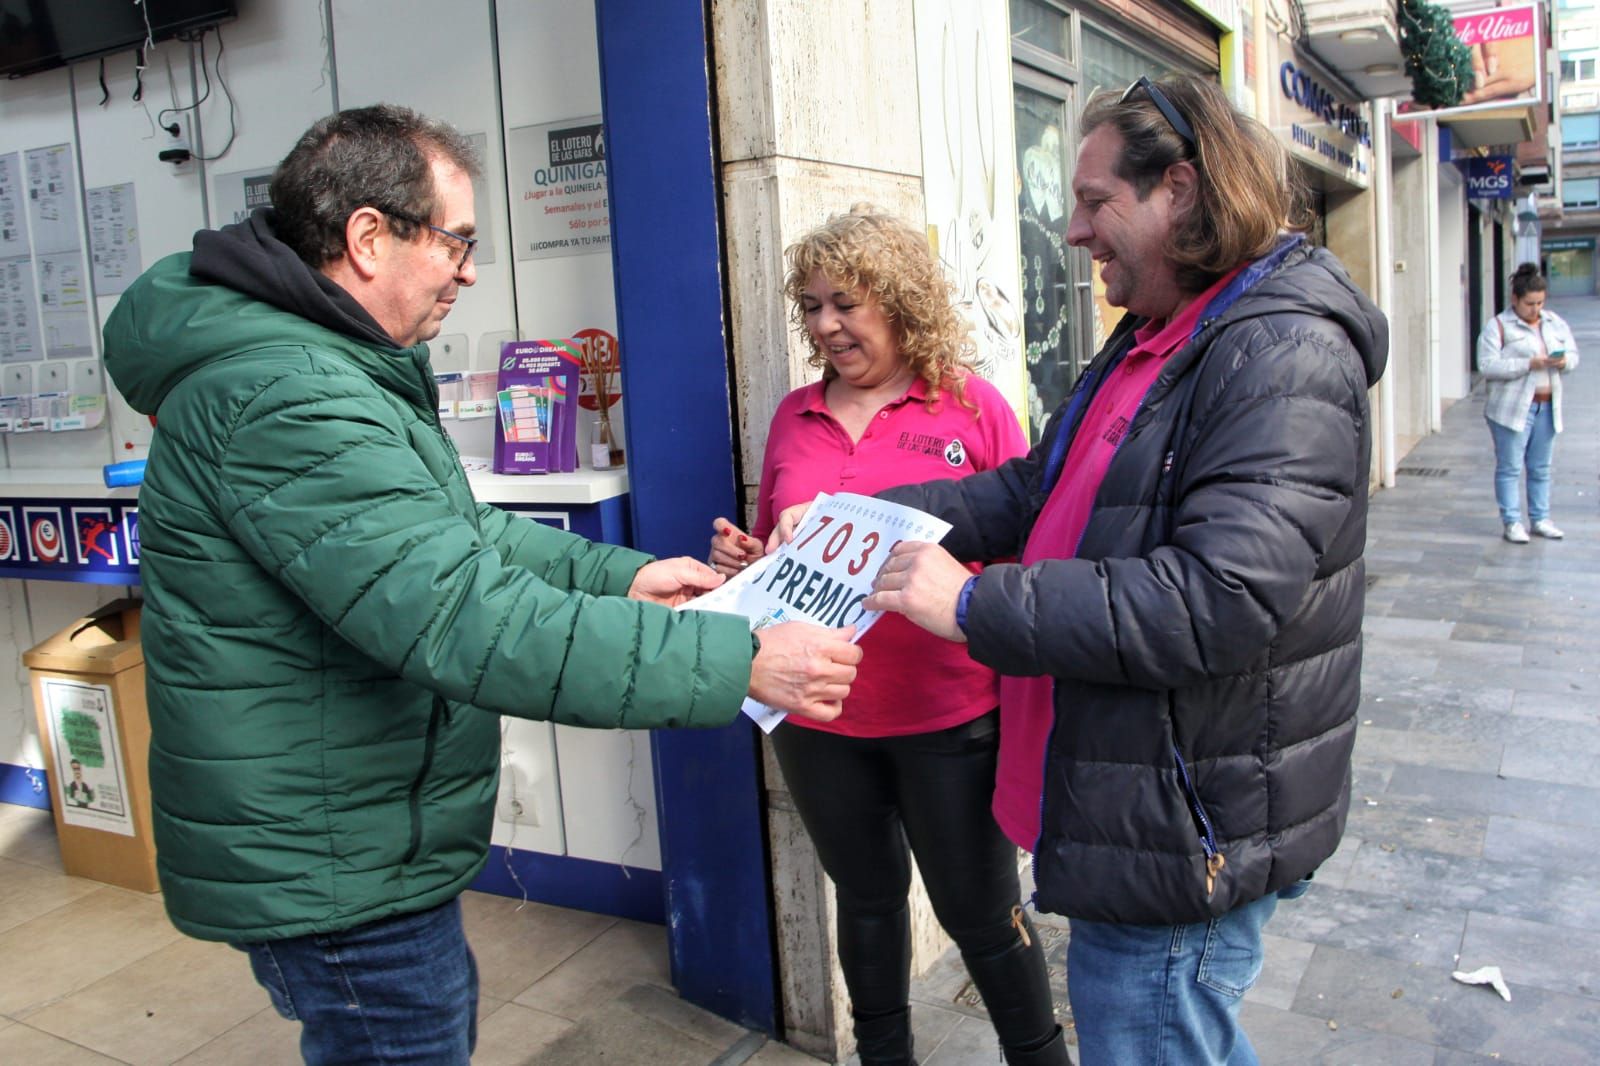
top-left (402, 697), bottom-right (445, 865)
top-left (1172, 744), bottom-right (1226, 897)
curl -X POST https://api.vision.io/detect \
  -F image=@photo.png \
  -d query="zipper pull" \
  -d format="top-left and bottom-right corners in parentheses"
top-left (1010, 904), bottom-right (1032, 948)
top-left (1205, 852), bottom-right (1227, 897)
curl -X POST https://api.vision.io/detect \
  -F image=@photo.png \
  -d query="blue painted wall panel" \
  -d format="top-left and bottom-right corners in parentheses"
top-left (595, 0), bottom-right (778, 1035)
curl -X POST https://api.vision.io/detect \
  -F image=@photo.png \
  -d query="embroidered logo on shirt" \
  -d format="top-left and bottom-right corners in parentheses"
top-left (897, 431), bottom-right (949, 457)
top-left (1102, 416), bottom-right (1130, 446)
top-left (944, 439), bottom-right (968, 467)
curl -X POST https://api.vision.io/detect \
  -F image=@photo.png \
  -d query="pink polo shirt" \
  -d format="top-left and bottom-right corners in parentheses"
top-left (754, 372), bottom-right (1028, 737)
top-left (993, 267), bottom-right (1243, 849)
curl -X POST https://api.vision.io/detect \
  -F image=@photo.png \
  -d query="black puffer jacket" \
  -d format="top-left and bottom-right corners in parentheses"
top-left (883, 241), bottom-right (1387, 924)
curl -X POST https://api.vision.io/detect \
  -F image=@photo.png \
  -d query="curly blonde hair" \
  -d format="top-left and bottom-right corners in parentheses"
top-left (783, 206), bottom-right (974, 409)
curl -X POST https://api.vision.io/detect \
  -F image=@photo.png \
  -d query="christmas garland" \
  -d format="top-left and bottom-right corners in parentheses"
top-left (1398, 0), bottom-right (1476, 108)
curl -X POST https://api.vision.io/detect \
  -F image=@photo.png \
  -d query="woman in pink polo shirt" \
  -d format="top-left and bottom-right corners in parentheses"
top-left (709, 208), bottom-right (1065, 1066)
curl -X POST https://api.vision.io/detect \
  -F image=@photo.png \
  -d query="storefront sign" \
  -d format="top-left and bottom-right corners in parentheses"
top-left (1273, 56), bottom-right (1371, 189)
top-left (1463, 156), bottom-right (1515, 199)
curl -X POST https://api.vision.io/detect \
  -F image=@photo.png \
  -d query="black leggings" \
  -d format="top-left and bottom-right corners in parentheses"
top-left (771, 711), bottom-right (1056, 1051)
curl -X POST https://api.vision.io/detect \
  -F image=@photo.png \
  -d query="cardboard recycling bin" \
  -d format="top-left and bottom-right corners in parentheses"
top-left (23, 598), bottom-right (159, 893)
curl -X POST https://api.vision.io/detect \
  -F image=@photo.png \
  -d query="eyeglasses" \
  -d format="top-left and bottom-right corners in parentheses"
top-left (379, 207), bottom-right (478, 269)
top-left (1122, 76), bottom-right (1196, 152)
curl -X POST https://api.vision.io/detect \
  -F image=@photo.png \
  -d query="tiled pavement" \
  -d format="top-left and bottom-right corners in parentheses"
top-left (1, 296), bottom-right (1596, 1064)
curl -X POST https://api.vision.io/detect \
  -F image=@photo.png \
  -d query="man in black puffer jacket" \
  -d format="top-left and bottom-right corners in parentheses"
top-left (858, 77), bottom-right (1387, 1064)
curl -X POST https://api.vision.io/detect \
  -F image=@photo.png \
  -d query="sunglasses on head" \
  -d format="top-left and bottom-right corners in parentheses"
top-left (1121, 76), bottom-right (1197, 152)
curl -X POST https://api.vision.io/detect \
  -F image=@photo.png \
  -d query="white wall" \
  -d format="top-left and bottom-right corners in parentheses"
top-left (1438, 167), bottom-right (1471, 402)
top-left (0, 0), bottom-right (658, 871)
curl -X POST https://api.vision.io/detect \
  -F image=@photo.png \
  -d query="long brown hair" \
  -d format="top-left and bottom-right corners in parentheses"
top-left (1081, 75), bottom-right (1311, 293)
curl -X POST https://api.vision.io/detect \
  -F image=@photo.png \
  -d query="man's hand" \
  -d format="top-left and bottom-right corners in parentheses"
top-left (766, 500), bottom-right (816, 553)
top-left (628, 557), bottom-right (725, 607)
top-left (864, 540), bottom-right (971, 643)
top-left (749, 622), bottom-right (862, 722)
top-left (710, 517), bottom-right (765, 576)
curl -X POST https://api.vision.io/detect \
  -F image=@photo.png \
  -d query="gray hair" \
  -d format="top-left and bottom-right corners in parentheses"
top-left (269, 104), bottom-right (480, 267)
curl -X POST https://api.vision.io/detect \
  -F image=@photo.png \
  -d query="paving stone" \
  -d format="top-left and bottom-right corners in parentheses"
top-left (1498, 741), bottom-right (1600, 789)
top-left (1343, 793), bottom-right (1487, 859)
top-left (1290, 944), bottom-right (1600, 1063)
top-left (1459, 910), bottom-right (1600, 1001)
top-left (1383, 764), bottom-right (1600, 830)
top-left (1354, 725), bottom-right (1502, 774)
top-left (1238, 1001), bottom-right (1437, 1065)
top-left (1345, 846), bottom-right (1600, 933)
top-left (1267, 883), bottom-right (1467, 969)
top-left (1482, 814), bottom-right (1600, 878)
top-left (1249, 933), bottom-right (1316, 1010)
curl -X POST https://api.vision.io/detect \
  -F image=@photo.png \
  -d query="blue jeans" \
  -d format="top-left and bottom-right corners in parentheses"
top-left (1489, 401), bottom-right (1557, 525)
top-left (1066, 883), bottom-right (1308, 1066)
top-left (234, 897), bottom-right (478, 1065)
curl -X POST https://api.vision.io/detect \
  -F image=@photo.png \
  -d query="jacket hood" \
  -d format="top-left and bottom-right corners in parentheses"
top-left (1218, 239), bottom-right (1388, 389)
top-left (103, 210), bottom-right (429, 415)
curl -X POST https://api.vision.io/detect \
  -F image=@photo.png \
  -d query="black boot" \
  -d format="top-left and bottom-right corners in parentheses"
top-left (852, 1005), bottom-right (917, 1066)
top-left (1003, 1025), bottom-right (1070, 1066)
top-left (961, 909), bottom-right (1069, 1065)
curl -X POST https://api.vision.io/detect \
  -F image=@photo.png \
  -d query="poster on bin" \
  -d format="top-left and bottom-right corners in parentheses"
top-left (43, 678), bottom-right (134, 836)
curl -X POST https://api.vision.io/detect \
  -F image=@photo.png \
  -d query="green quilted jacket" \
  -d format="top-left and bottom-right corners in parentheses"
top-left (102, 219), bottom-right (750, 942)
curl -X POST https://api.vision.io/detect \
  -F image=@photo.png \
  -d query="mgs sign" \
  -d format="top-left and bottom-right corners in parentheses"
top-left (1465, 156), bottom-right (1515, 200)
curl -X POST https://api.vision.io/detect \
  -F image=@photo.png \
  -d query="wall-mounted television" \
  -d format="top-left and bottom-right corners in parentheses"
top-left (1, 0), bottom-right (239, 80)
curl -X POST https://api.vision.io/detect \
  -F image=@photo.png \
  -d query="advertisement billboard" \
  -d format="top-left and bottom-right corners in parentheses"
top-left (1394, 3), bottom-right (1543, 122)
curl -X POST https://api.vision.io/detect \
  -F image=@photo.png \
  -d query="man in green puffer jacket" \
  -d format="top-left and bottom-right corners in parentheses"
top-left (101, 105), bottom-right (860, 1065)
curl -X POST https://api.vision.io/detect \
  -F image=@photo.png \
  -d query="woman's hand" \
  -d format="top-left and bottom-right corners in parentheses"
top-left (710, 517), bottom-right (765, 576)
top-left (1530, 355), bottom-right (1564, 371)
top-left (766, 500), bottom-right (815, 553)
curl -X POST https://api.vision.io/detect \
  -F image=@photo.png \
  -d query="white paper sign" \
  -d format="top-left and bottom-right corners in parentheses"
top-left (681, 492), bottom-right (952, 731)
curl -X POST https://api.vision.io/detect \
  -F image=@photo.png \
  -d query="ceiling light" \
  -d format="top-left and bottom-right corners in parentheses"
top-left (1340, 28), bottom-right (1382, 43)
top-left (1365, 63), bottom-right (1401, 76)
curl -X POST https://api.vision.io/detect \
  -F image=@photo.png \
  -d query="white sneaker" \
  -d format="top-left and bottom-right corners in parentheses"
top-left (1532, 519), bottom-right (1565, 540)
top-left (1504, 521), bottom-right (1530, 544)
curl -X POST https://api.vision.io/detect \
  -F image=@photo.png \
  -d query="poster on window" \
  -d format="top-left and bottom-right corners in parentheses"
top-left (42, 677), bottom-right (135, 836)
top-left (506, 116), bottom-right (610, 260)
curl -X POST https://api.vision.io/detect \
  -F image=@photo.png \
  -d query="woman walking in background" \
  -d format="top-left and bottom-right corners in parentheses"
top-left (710, 208), bottom-right (1065, 1066)
top-left (1479, 262), bottom-right (1580, 543)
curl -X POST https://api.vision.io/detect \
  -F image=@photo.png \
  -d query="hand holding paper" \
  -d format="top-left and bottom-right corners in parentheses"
top-left (767, 500), bottom-right (815, 553)
top-left (710, 517), bottom-right (765, 576)
top-left (865, 540), bottom-right (972, 643)
top-left (680, 492), bottom-right (953, 730)
top-left (628, 557), bottom-right (725, 607)
top-left (749, 622), bottom-right (861, 722)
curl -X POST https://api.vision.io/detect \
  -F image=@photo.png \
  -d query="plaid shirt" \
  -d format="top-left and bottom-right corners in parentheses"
top-left (1478, 307), bottom-right (1580, 432)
